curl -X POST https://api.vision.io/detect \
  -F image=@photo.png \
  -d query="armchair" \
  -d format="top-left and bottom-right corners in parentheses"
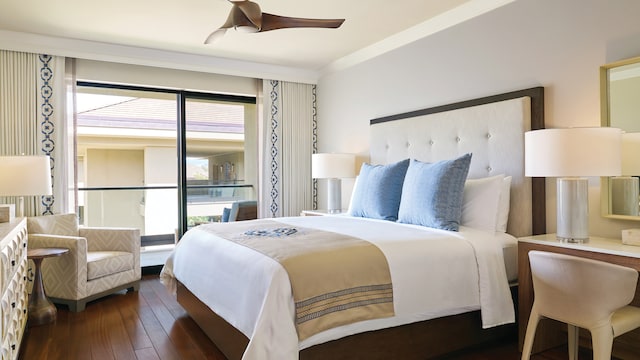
top-left (27, 213), bottom-right (141, 312)
top-left (221, 200), bottom-right (258, 222)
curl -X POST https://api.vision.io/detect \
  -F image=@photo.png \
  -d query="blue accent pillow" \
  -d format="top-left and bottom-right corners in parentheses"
top-left (349, 158), bottom-right (410, 221)
top-left (397, 154), bottom-right (472, 231)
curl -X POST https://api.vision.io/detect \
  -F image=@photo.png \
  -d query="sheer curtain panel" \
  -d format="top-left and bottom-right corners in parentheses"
top-left (0, 50), bottom-right (68, 216)
top-left (260, 80), bottom-right (317, 217)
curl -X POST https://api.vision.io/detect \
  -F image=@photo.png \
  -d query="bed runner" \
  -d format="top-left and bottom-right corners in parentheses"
top-left (200, 219), bottom-right (394, 341)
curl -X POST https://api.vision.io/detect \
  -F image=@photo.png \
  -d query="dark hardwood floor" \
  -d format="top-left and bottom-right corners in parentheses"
top-left (19, 274), bottom-right (585, 360)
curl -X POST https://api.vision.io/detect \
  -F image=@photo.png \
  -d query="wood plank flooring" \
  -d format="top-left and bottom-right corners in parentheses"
top-left (19, 274), bottom-right (587, 360)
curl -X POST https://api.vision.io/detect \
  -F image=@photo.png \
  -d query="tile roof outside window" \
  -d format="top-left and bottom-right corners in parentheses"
top-left (77, 97), bottom-right (244, 133)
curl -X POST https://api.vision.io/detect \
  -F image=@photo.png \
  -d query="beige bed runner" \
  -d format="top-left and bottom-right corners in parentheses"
top-left (201, 219), bottom-right (394, 340)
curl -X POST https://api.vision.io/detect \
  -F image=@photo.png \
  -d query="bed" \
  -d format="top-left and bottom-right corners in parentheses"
top-left (161, 87), bottom-right (546, 360)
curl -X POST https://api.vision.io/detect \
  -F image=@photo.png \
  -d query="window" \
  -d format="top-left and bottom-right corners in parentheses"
top-left (75, 83), bottom-right (256, 246)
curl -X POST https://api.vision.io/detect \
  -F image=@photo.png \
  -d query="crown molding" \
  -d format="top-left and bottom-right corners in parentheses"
top-left (0, 29), bottom-right (320, 84)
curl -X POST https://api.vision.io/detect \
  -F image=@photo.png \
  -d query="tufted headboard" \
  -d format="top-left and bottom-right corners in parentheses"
top-left (369, 87), bottom-right (545, 238)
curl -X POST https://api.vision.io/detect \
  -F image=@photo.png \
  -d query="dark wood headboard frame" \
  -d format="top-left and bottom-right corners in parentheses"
top-left (370, 86), bottom-right (546, 235)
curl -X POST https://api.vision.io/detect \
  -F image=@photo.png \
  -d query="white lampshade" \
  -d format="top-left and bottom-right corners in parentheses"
top-left (0, 156), bottom-right (53, 196)
top-left (525, 127), bottom-right (622, 177)
top-left (312, 153), bottom-right (356, 179)
top-left (622, 132), bottom-right (640, 176)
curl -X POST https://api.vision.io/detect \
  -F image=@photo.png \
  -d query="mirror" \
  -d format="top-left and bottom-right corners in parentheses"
top-left (601, 56), bottom-right (640, 220)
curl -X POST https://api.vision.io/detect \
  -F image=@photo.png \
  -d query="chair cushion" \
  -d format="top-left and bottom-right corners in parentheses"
top-left (87, 251), bottom-right (134, 281)
top-left (27, 213), bottom-right (79, 236)
top-left (612, 305), bottom-right (640, 337)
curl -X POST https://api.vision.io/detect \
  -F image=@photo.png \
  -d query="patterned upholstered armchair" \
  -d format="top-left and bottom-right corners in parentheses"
top-left (27, 213), bottom-right (141, 312)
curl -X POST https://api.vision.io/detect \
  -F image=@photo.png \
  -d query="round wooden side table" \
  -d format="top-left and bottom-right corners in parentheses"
top-left (27, 247), bottom-right (69, 327)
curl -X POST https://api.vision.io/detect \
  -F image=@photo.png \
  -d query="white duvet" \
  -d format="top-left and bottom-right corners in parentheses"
top-left (161, 215), bottom-right (515, 360)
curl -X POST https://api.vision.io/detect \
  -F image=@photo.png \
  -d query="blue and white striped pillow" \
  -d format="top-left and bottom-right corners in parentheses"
top-left (397, 154), bottom-right (472, 231)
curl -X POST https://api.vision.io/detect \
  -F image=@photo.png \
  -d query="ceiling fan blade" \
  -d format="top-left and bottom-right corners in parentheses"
top-left (204, 28), bottom-right (228, 44)
top-left (205, 1), bottom-right (345, 43)
top-left (204, 0), bottom-right (257, 44)
top-left (234, 0), bottom-right (262, 30)
top-left (260, 13), bottom-right (345, 32)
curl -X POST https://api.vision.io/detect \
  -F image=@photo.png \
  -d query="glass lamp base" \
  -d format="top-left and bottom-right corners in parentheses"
top-left (327, 178), bottom-right (342, 214)
top-left (556, 178), bottom-right (589, 242)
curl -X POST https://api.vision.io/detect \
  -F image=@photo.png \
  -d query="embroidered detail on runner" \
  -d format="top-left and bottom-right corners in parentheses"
top-left (296, 284), bottom-right (393, 324)
top-left (244, 228), bottom-right (298, 237)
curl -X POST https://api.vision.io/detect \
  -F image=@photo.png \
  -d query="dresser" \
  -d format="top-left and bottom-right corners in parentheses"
top-left (0, 218), bottom-right (28, 359)
top-left (518, 234), bottom-right (640, 358)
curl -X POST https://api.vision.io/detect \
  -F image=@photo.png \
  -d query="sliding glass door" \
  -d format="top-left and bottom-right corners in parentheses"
top-left (75, 83), bottom-right (256, 246)
top-left (182, 95), bottom-right (257, 232)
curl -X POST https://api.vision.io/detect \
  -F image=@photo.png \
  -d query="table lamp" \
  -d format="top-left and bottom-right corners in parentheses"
top-left (525, 128), bottom-right (622, 243)
top-left (0, 155), bottom-right (53, 218)
top-left (611, 132), bottom-right (640, 216)
top-left (312, 153), bottom-right (356, 213)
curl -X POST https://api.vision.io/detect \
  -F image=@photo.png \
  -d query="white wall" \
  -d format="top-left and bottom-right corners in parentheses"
top-left (317, 0), bottom-right (640, 238)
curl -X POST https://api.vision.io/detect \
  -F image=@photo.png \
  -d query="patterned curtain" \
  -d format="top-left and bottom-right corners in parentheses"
top-left (0, 50), bottom-right (69, 216)
top-left (260, 80), bottom-right (317, 218)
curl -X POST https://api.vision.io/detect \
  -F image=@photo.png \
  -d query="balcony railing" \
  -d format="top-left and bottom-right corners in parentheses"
top-left (78, 184), bottom-right (254, 246)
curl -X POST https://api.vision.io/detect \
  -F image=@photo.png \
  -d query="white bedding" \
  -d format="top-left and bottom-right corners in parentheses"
top-left (161, 215), bottom-right (515, 360)
top-left (500, 234), bottom-right (519, 283)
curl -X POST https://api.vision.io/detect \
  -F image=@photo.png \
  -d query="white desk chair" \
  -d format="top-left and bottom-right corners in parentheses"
top-left (522, 250), bottom-right (640, 360)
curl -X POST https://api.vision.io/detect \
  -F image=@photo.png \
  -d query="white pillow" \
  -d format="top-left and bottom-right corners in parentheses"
top-left (347, 175), bottom-right (359, 214)
top-left (495, 176), bottom-right (512, 233)
top-left (461, 175), bottom-right (504, 233)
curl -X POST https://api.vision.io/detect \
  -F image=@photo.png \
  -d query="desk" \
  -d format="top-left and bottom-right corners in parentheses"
top-left (27, 247), bottom-right (69, 326)
top-left (518, 234), bottom-right (640, 357)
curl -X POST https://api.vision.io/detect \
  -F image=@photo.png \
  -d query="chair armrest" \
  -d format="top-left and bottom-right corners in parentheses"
top-left (80, 227), bottom-right (140, 253)
top-left (28, 234), bottom-right (87, 296)
top-left (28, 234), bottom-right (88, 261)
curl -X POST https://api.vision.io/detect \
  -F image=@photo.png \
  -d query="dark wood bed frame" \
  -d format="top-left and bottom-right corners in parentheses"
top-left (177, 87), bottom-right (546, 360)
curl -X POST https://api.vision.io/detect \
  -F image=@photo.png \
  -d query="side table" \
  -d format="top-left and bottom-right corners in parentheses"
top-left (27, 247), bottom-right (69, 327)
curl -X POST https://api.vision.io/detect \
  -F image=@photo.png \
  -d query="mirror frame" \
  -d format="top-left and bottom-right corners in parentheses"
top-left (600, 55), bottom-right (640, 220)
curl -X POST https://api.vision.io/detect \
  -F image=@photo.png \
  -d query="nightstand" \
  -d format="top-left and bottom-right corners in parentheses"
top-left (300, 210), bottom-right (345, 216)
top-left (517, 234), bottom-right (640, 356)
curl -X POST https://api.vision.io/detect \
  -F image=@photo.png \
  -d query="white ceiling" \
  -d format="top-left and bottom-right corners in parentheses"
top-left (0, 0), bottom-right (512, 79)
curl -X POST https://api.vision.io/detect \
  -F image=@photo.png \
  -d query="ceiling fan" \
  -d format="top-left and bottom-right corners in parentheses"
top-left (205, 0), bottom-right (345, 44)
